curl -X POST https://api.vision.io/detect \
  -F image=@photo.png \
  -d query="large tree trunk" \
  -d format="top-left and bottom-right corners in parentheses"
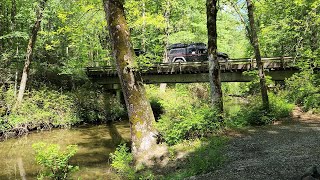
top-left (103, 0), bottom-right (160, 163)
top-left (16, 0), bottom-right (47, 105)
top-left (206, 0), bottom-right (223, 113)
top-left (246, 0), bottom-right (269, 110)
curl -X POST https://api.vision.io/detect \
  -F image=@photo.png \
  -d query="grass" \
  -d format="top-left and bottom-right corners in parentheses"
top-left (107, 136), bottom-right (228, 180)
top-left (161, 136), bottom-right (228, 180)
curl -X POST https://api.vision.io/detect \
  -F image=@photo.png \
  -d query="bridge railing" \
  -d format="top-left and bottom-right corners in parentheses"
top-left (86, 56), bottom-right (296, 76)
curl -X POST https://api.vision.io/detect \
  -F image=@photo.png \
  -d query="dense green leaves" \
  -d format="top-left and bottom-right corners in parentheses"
top-left (286, 71), bottom-right (320, 112)
top-left (147, 84), bottom-right (222, 145)
top-left (253, 0), bottom-right (320, 112)
top-left (33, 142), bottom-right (79, 179)
top-left (1, 0), bottom-right (318, 83)
top-left (0, 0), bottom-right (250, 86)
top-left (227, 93), bottom-right (294, 126)
top-left (0, 87), bottom-right (79, 132)
top-left (110, 143), bottom-right (135, 179)
top-left (256, 0), bottom-right (320, 60)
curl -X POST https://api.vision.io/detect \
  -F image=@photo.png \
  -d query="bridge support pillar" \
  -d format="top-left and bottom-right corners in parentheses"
top-left (112, 84), bottom-right (123, 103)
top-left (116, 89), bottom-right (122, 102)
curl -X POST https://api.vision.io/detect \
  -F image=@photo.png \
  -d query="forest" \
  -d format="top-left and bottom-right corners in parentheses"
top-left (0, 0), bottom-right (319, 179)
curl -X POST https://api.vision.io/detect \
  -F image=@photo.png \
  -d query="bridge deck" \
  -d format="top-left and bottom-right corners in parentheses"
top-left (86, 57), bottom-right (299, 88)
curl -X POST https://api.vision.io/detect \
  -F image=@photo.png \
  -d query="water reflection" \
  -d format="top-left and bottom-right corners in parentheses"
top-left (0, 121), bottom-right (131, 179)
top-left (224, 96), bottom-right (244, 116)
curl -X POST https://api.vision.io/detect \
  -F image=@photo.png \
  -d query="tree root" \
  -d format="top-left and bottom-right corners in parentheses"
top-left (0, 122), bottom-right (56, 141)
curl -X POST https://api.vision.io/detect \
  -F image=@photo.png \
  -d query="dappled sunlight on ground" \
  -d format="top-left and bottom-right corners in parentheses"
top-left (193, 107), bottom-right (320, 180)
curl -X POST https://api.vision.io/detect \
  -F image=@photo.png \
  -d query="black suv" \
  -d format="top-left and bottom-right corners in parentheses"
top-left (167, 43), bottom-right (228, 63)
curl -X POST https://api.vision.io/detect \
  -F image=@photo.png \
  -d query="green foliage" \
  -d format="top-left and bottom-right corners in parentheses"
top-left (256, 0), bottom-right (320, 67)
top-left (303, 94), bottom-right (320, 113)
top-left (223, 96), bottom-right (242, 117)
top-left (286, 71), bottom-right (320, 112)
top-left (10, 88), bottom-right (79, 127)
top-left (0, 86), bottom-right (15, 121)
top-left (32, 142), bottom-right (79, 180)
top-left (157, 104), bottom-right (221, 145)
top-left (109, 144), bottom-right (159, 180)
top-left (217, 7), bottom-right (250, 58)
top-left (73, 86), bottom-right (126, 123)
top-left (108, 96), bottom-right (127, 121)
top-left (0, 84), bottom-right (126, 134)
top-left (125, 0), bottom-right (248, 61)
top-left (110, 143), bottom-right (135, 180)
top-left (0, 87), bottom-right (79, 133)
top-left (241, 71), bottom-right (274, 95)
top-left (228, 93), bottom-right (294, 126)
top-left (222, 82), bottom-right (243, 96)
top-left (37, 0), bottom-right (110, 74)
top-left (138, 170), bottom-right (156, 180)
top-left (147, 84), bottom-right (222, 145)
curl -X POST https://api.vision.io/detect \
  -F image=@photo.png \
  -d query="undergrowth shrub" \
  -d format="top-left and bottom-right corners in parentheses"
top-left (1, 87), bottom-right (79, 131)
top-left (228, 93), bottom-right (294, 126)
top-left (32, 142), bottom-right (79, 179)
top-left (303, 93), bottom-right (320, 113)
top-left (110, 143), bottom-right (158, 179)
top-left (110, 143), bottom-right (135, 179)
top-left (147, 84), bottom-right (222, 146)
top-left (286, 71), bottom-right (320, 112)
top-left (157, 105), bottom-right (221, 145)
top-left (0, 84), bottom-right (127, 135)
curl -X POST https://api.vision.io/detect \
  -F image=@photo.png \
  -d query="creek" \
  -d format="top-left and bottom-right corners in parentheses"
top-left (0, 121), bottom-right (131, 179)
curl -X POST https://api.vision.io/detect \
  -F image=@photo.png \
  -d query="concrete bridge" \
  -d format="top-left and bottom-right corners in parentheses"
top-left (86, 57), bottom-right (299, 89)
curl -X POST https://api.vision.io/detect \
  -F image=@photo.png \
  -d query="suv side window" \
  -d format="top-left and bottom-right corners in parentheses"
top-left (187, 48), bottom-right (196, 54)
top-left (169, 48), bottom-right (186, 55)
top-left (198, 48), bottom-right (207, 54)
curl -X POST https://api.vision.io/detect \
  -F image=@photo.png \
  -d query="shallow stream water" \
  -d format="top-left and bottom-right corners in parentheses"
top-left (0, 121), bottom-right (131, 179)
top-left (0, 97), bottom-right (243, 179)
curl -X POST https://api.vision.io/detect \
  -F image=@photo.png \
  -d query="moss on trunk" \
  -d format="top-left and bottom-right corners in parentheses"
top-left (103, 0), bottom-right (160, 162)
top-left (206, 0), bottom-right (224, 113)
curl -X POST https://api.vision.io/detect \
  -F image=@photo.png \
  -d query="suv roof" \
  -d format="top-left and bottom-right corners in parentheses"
top-left (168, 43), bottom-right (188, 49)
